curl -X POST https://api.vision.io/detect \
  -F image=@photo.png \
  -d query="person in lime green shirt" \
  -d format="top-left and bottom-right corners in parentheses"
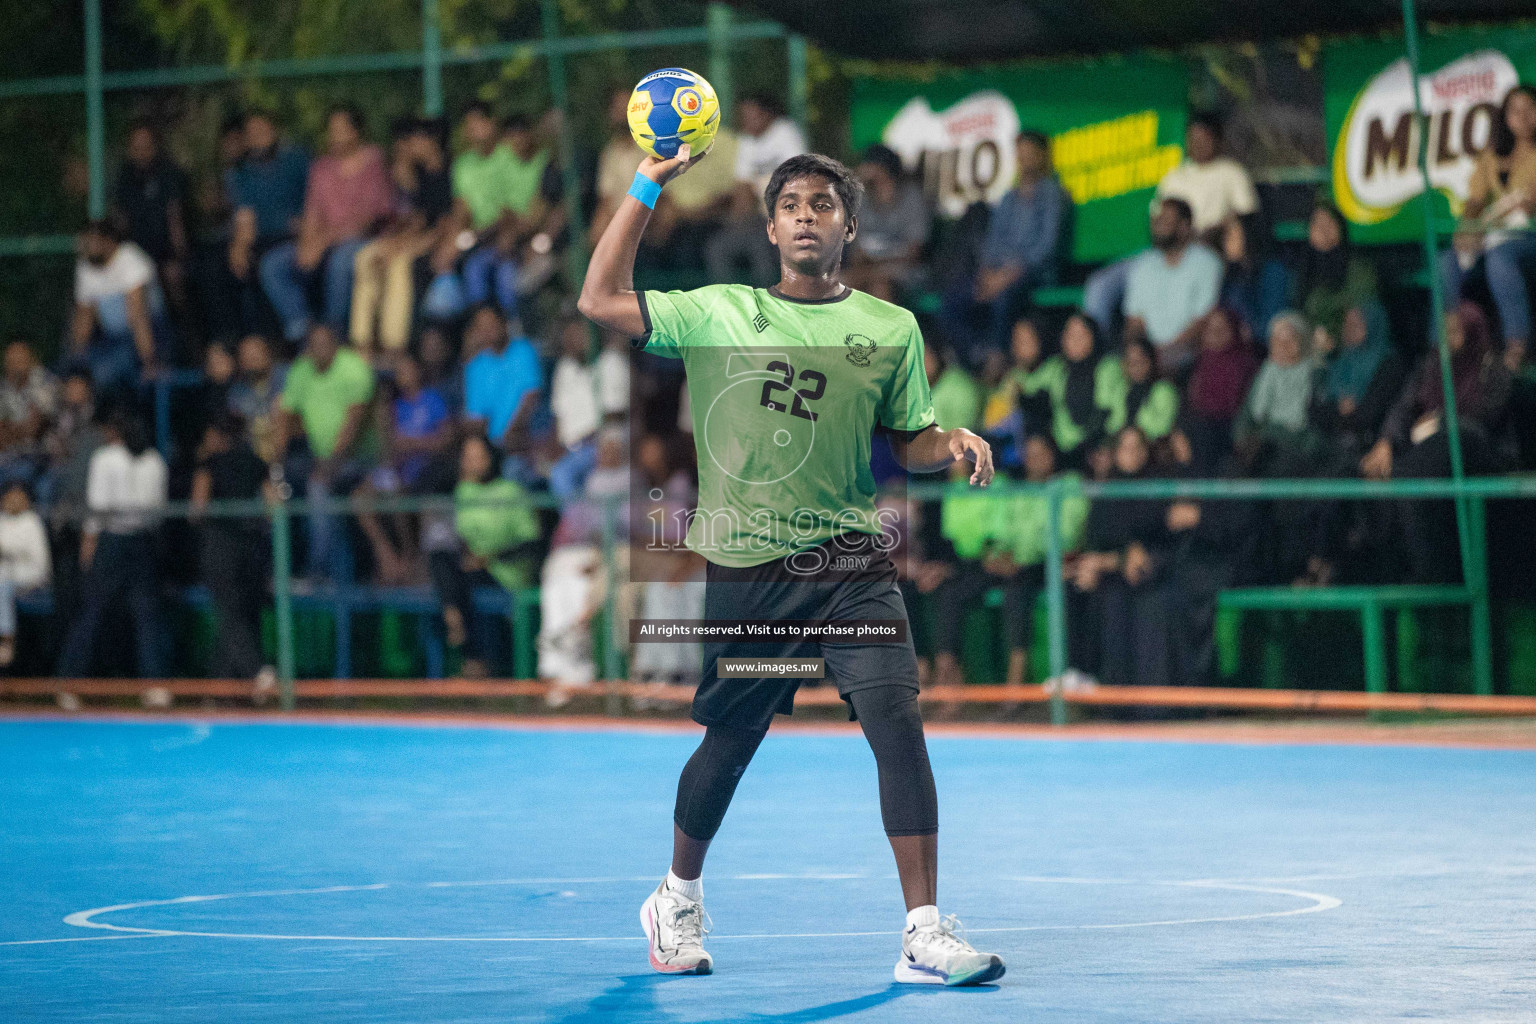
top-left (1018, 312), bottom-right (1119, 469)
top-left (925, 345), bottom-right (982, 432)
top-left (431, 434), bottom-right (542, 676)
top-left (933, 434), bottom-right (1086, 686)
top-left (272, 325), bottom-right (377, 581)
top-left (449, 105), bottom-right (559, 317)
top-left (1103, 334), bottom-right (1179, 443)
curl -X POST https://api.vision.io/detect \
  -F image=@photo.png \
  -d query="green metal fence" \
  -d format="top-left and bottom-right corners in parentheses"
top-left (125, 471), bottom-right (1526, 720)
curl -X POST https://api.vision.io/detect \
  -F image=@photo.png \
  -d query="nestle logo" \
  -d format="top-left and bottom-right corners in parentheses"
top-left (1431, 70), bottom-right (1498, 101)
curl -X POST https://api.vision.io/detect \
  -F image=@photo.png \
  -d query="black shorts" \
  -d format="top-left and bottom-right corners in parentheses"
top-left (691, 532), bottom-right (920, 732)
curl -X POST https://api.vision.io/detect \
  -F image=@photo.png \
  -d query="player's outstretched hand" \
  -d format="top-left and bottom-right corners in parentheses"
top-left (948, 428), bottom-right (994, 487)
top-left (639, 143), bottom-right (707, 186)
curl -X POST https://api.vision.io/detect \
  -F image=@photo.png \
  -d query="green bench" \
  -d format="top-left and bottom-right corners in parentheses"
top-left (1217, 584), bottom-right (1491, 695)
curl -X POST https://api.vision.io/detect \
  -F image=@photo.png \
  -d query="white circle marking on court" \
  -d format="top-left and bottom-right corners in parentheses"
top-left (33, 875), bottom-right (1341, 944)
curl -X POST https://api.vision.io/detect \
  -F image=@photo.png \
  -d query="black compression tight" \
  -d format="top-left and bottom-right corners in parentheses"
top-left (673, 685), bottom-right (938, 841)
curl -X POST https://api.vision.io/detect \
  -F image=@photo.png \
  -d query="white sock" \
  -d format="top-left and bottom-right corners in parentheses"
top-left (666, 869), bottom-right (703, 902)
top-left (906, 904), bottom-right (939, 930)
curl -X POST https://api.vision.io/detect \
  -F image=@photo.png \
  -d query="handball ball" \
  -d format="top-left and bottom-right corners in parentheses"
top-left (628, 68), bottom-right (720, 160)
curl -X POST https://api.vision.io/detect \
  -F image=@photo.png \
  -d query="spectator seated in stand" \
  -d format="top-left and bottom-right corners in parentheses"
top-left (70, 219), bottom-right (173, 394)
top-left (442, 108), bottom-right (565, 322)
top-left (0, 342), bottom-right (60, 489)
top-left (112, 118), bottom-right (190, 314)
top-left (1361, 302), bottom-right (1514, 583)
top-left (1294, 203), bottom-right (1378, 355)
top-left (225, 110), bottom-right (310, 337)
top-left (1155, 112), bottom-right (1259, 250)
top-left (271, 325), bottom-right (378, 583)
top-left (261, 104), bottom-right (394, 345)
top-left (0, 481), bottom-right (50, 669)
top-left (925, 344), bottom-right (982, 434)
top-left (1017, 312), bottom-right (1117, 473)
top-left (350, 117), bottom-right (454, 360)
top-left (431, 432), bottom-right (542, 678)
top-left (844, 144), bottom-right (930, 303)
top-left (548, 319), bottom-right (629, 500)
top-left (197, 340), bottom-right (237, 431)
top-left (1219, 212), bottom-right (1290, 343)
top-left (460, 304), bottom-right (543, 483)
top-left (706, 93), bottom-right (806, 286)
top-left (1295, 300), bottom-right (1410, 588)
top-left (1441, 84), bottom-right (1536, 372)
top-left (1104, 334), bottom-right (1179, 447)
top-left (356, 348), bottom-right (454, 584)
top-left (940, 130), bottom-right (1070, 367)
top-left (1233, 311), bottom-right (1320, 476)
top-left (228, 334), bottom-right (288, 464)
top-left (1067, 425), bottom-right (1178, 688)
top-left (933, 434), bottom-right (1086, 687)
top-left (416, 323), bottom-right (463, 414)
top-left (1182, 307), bottom-right (1261, 477)
top-left (1084, 111), bottom-right (1256, 336)
top-left (1120, 197), bottom-right (1223, 376)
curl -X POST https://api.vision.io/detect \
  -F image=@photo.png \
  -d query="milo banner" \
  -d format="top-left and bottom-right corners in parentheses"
top-left (851, 56), bottom-right (1189, 263)
top-left (1326, 25), bottom-right (1536, 243)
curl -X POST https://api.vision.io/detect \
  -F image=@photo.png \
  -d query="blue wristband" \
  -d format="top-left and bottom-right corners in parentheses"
top-left (628, 172), bottom-right (662, 210)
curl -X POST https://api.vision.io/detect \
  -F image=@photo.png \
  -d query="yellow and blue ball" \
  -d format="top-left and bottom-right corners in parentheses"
top-left (627, 67), bottom-right (720, 160)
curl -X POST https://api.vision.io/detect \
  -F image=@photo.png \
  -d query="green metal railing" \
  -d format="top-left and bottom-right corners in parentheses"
top-left (0, 0), bottom-right (808, 240)
top-left (113, 471), bottom-right (1524, 718)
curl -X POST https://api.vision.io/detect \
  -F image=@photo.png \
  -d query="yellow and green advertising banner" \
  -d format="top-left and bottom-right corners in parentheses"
top-left (850, 55), bottom-right (1189, 263)
top-left (1325, 24), bottom-right (1536, 244)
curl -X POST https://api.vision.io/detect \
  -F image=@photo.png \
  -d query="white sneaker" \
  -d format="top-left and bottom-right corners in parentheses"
top-left (894, 908), bottom-right (1005, 986)
top-left (640, 879), bottom-right (713, 975)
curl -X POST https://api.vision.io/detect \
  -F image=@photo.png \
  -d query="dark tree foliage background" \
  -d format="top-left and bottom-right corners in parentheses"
top-left (0, 0), bottom-right (1326, 349)
top-left (0, 0), bottom-right (807, 347)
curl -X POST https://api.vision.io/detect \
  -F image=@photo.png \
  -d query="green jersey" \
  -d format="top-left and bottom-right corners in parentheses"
top-left (640, 284), bottom-right (936, 567)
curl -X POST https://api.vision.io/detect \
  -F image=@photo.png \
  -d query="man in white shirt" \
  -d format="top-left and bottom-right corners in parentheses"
top-left (1084, 112), bottom-right (1258, 338)
top-left (704, 94), bottom-right (806, 285)
top-left (71, 220), bottom-right (168, 394)
top-left (57, 409), bottom-right (169, 679)
top-left (1155, 113), bottom-right (1258, 247)
top-left (1122, 197), bottom-right (1223, 370)
top-left (548, 320), bottom-right (629, 499)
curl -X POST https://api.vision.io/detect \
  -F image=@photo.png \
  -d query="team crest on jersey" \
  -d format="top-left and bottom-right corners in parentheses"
top-left (844, 334), bottom-right (876, 366)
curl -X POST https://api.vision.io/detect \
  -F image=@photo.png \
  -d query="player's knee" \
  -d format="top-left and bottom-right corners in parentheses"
top-left (850, 685), bottom-right (924, 742)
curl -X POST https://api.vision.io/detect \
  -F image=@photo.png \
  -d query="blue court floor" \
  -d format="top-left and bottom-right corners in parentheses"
top-left (1, 716), bottom-right (1534, 1023)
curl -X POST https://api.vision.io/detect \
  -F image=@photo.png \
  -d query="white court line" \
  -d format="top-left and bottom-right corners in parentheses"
top-left (45, 876), bottom-right (1341, 945)
top-left (0, 934), bottom-right (164, 947)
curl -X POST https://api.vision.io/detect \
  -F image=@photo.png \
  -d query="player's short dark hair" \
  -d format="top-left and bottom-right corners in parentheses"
top-left (1159, 196), bottom-right (1195, 227)
top-left (1187, 111), bottom-right (1224, 140)
top-left (764, 154), bottom-right (865, 221)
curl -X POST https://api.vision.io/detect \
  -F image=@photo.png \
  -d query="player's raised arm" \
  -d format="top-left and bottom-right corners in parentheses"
top-left (577, 146), bottom-right (703, 338)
